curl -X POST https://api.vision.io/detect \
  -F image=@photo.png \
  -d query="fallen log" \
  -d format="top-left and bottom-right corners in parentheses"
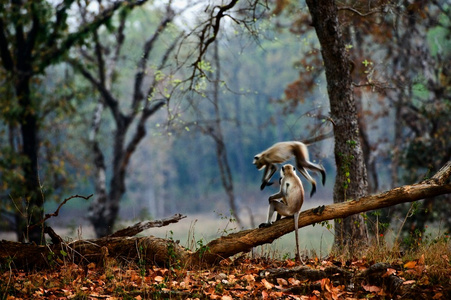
top-left (0, 214), bottom-right (190, 270)
top-left (1, 162), bottom-right (450, 270)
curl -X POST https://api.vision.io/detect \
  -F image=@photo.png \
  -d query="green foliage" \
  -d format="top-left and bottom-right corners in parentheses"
top-left (0, 0), bottom-right (127, 239)
top-left (166, 231), bottom-right (181, 270)
top-left (196, 238), bottom-right (210, 259)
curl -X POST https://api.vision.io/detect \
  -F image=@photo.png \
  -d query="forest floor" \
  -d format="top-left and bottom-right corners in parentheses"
top-left (1, 236), bottom-right (450, 300)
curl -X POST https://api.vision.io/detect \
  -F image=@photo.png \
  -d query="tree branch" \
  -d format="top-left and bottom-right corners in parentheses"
top-left (39, 0), bottom-right (150, 72)
top-left (71, 60), bottom-right (123, 123)
top-left (132, 5), bottom-right (174, 112)
top-left (28, 194), bottom-right (93, 231)
top-left (189, 0), bottom-right (239, 88)
top-left (109, 214), bottom-right (187, 237)
top-left (338, 6), bottom-right (384, 17)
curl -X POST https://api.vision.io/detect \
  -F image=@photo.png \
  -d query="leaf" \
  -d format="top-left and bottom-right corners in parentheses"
top-left (243, 274), bottom-right (255, 283)
top-left (362, 284), bottom-right (381, 292)
top-left (285, 259), bottom-right (296, 267)
top-left (276, 278), bottom-right (288, 286)
top-left (382, 268), bottom-right (396, 277)
top-left (403, 280), bottom-right (416, 285)
top-left (418, 254), bottom-right (425, 265)
top-left (404, 261), bottom-right (417, 269)
top-left (261, 278), bottom-right (274, 290)
top-left (87, 262), bottom-right (96, 269)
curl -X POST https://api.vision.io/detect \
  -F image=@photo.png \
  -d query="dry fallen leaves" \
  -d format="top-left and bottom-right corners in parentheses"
top-left (1, 255), bottom-right (450, 299)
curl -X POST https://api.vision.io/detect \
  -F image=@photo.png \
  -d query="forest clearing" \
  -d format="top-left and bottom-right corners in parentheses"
top-left (1, 0), bottom-right (451, 299)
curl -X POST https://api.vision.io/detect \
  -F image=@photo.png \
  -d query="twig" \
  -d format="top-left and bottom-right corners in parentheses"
top-left (300, 114), bottom-right (335, 145)
top-left (109, 213), bottom-right (187, 238)
top-left (28, 194), bottom-right (93, 231)
top-left (338, 6), bottom-right (383, 17)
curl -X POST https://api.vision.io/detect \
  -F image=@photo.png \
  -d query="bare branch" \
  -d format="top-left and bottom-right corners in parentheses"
top-left (28, 194), bottom-right (93, 231)
top-left (133, 4), bottom-right (175, 112)
top-left (338, 6), bottom-right (384, 17)
top-left (189, 0), bottom-right (240, 87)
top-left (109, 214), bottom-right (187, 237)
top-left (71, 60), bottom-right (125, 124)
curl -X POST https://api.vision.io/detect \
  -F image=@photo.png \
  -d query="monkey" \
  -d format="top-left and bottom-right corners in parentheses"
top-left (259, 164), bottom-right (304, 261)
top-left (253, 141), bottom-right (326, 197)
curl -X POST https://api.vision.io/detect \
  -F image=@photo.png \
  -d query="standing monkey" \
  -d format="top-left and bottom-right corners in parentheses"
top-left (253, 141), bottom-right (326, 197)
top-left (259, 164), bottom-right (304, 261)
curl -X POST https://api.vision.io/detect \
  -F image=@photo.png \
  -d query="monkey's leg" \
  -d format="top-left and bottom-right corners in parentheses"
top-left (305, 161), bottom-right (327, 186)
top-left (260, 165), bottom-right (278, 190)
top-left (298, 167), bottom-right (317, 198)
top-left (259, 202), bottom-right (277, 228)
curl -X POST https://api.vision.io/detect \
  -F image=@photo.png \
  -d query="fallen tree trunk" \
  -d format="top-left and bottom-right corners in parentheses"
top-left (1, 162), bottom-right (450, 269)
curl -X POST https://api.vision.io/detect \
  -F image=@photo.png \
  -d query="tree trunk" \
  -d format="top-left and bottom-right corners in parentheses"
top-left (305, 0), bottom-right (369, 251)
top-left (88, 122), bottom-right (130, 237)
top-left (2, 162), bottom-right (450, 270)
top-left (16, 73), bottom-right (43, 244)
top-left (211, 40), bottom-right (241, 226)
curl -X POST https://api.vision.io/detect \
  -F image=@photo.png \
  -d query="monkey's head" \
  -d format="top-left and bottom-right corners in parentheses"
top-left (281, 164), bottom-right (295, 176)
top-left (253, 154), bottom-right (266, 170)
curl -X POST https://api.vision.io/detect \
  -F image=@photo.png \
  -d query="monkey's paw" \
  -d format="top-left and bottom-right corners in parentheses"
top-left (259, 223), bottom-right (272, 228)
top-left (312, 205), bottom-right (325, 215)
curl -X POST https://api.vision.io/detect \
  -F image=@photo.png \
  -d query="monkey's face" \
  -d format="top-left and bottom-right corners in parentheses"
top-left (253, 155), bottom-right (265, 170)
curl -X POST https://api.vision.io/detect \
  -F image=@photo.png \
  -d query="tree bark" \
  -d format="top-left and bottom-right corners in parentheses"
top-left (305, 0), bottom-right (369, 251)
top-left (2, 162), bottom-right (450, 270)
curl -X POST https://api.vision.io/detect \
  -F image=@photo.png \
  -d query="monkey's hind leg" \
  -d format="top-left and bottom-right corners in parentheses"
top-left (298, 167), bottom-right (317, 198)
top-left (259, 201), bottom-right (278, 228)
top-left (320, 167), bottom-right (326, 186)
top-left (305, 161), bottom-right (327, 186)
top-left (260, 164), bottom-right (278, 190)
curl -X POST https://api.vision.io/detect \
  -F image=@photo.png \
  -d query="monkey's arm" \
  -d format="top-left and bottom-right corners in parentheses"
top-left (268, 192), bottom-right (283, 202)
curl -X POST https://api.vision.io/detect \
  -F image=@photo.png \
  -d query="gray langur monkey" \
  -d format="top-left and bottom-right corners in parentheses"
top-left (259, 164), bottom-right (304, 261)
top-left (253, 141), bottom-right (326, 197)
